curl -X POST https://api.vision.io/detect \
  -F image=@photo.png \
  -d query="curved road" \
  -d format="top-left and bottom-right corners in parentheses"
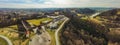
top-left (55, 17), bottom-right (69, 45)
top-left (54, 13), bottom-right (102, 45)
top-left (0, 35), bottom-right (13, 45)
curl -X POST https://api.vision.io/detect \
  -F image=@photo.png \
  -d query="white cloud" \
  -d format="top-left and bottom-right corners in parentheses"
top-left (0, 0), bottom-right (120, 8)
top-left (51, 0), bottom-right (70, 4)
top-left (44, 2), bottom-right (53, 4)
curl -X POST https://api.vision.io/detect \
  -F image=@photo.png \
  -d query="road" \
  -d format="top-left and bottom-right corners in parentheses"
top-left (0, 35), bottom-right (13, 45)
top-left (55, 17), bottom-right (69, 45)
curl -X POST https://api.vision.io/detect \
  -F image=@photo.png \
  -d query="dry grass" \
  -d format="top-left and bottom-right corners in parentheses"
top-left (27, 18), bottom-right (52, 26)
top-left (46, 29), bottom-right (56, 45)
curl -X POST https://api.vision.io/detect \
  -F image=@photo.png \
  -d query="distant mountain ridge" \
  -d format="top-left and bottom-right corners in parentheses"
top-left (0, 7), bottom-right (114, 12)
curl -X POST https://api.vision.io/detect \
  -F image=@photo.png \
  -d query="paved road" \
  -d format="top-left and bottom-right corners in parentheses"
top-left (0, 35), bottom-right (13, 45)
top-left (55, 17), bottom-right (69, 45)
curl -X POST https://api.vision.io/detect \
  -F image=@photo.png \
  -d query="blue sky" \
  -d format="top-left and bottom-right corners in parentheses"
top-left (0, 0), bottom-right (120, 8)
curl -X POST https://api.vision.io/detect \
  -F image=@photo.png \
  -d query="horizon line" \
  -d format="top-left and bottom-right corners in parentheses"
top-left (0, 7), bottom-right (119, 9)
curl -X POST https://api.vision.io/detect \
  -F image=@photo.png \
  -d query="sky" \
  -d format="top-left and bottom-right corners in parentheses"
top-left (0, 0), bottom-right (120, 8)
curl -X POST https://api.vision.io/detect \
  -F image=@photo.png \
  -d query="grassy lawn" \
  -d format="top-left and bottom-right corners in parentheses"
top-left (8, 25), bottom-right (18, 30)
top-left (27, 18), bottom-right (52, 26)
top-left (0, 37), bottom-right (8, 45)
top-left (46, 29), bottom-right (56, 45)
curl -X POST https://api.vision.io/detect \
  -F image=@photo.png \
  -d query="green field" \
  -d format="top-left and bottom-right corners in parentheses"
top-left (27, 18), bottom-right (52, 26)
top-left (8, 18), bottom-right (52, 29)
